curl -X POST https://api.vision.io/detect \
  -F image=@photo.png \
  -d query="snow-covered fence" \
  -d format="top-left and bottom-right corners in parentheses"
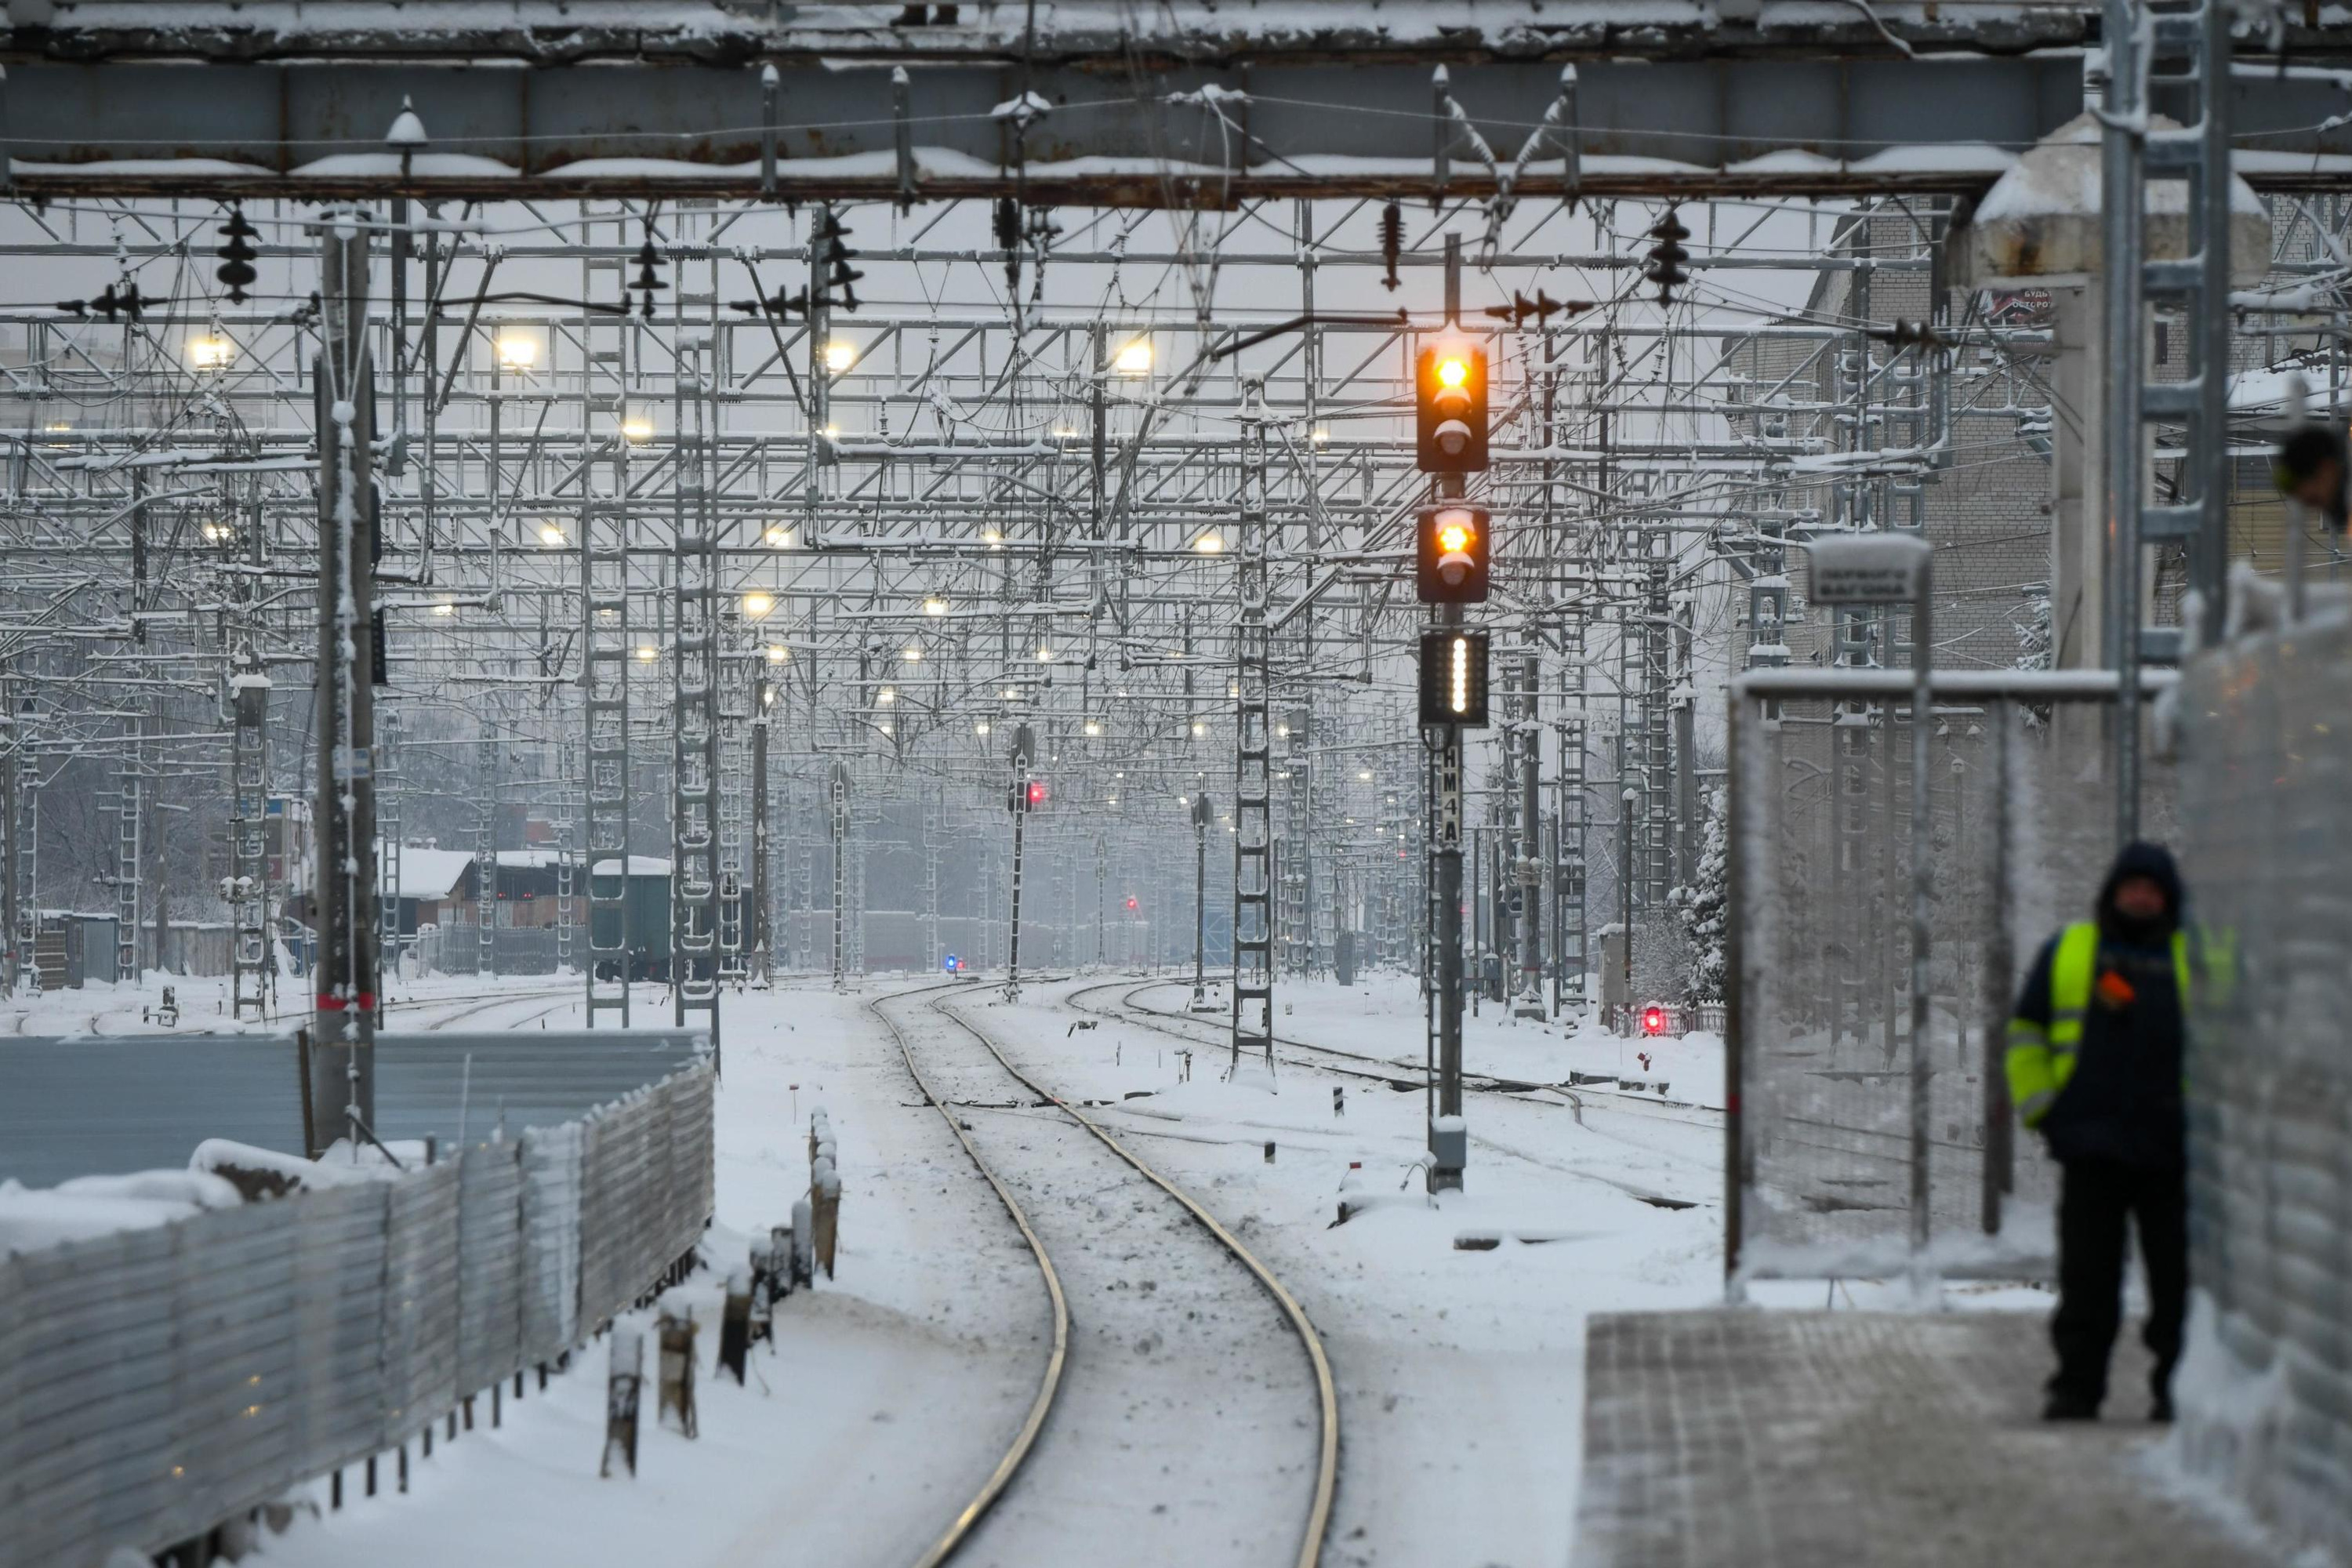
top-left (2172, 611), bottom-right (2352, 1562)
top-left (1726, 668), bottom-right (2175, 1288)
top-left (0, 1061), bottom-right (715, 1568)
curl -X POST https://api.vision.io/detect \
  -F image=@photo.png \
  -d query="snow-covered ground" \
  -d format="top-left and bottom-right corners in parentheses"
top-left (10, 964), bottom-right (2075, 1564)
top-left (220, 965), bottom-right (1729, 1566)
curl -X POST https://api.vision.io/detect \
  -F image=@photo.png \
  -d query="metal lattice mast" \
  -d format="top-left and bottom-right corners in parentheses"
top-left (750, 688), bottom-right (771, 983)
top-left (670, 325), bottom-right (723, 1054)
top-left (554, 735), bottom-right (577, 974)
top-left (230, 656), bottom-right (274, 1020)
top-left (715, 619), bottom-right (752, 989)
top-left (829, 759), bottom-right (849, 990)
top-left (0, 696), bottom-right (14, 999)
top-left (1279, 706), bottom-right (1309, 975)
top-left (581, 228), bottom-right (633, 1027)
top-left (1229, 383), bottom-right (1276, 1069)
top-left (1554, 637), bottom-right (1589, 1011)
top-left (923, 789), bottom-right (942, 973)
top-left (12, 748), bottom-right (32, 995)
top-left (474, 731), bottom-right (497, 976)
top-left (374, 704), bottom-right (400, 998)
top-left (2104, 0), bottom-right (2234, 834)
top-left (111, 738), bottom-right (141, 982)
top-left (1512, 648), bottom-right (1545, 1017)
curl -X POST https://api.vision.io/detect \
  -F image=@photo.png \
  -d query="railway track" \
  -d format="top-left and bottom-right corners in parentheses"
top-left (1069, 975), bottom-right (1726, 1135)
top-left (870, 979), bottom-right (1338, 1568)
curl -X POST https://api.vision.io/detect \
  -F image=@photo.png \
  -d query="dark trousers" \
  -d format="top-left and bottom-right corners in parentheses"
top-left (2051, 1156), bottom-right (2188, 1408)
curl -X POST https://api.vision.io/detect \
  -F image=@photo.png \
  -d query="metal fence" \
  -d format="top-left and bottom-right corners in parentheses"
top-left (0, 1061), bottom-right (714, 1568)
top-left (2173, 612), bottom-right (2352, 1562)
top-left (0, 1027), bottom-right (710, 1189)
top-left (1726, 668), bottom-right (2175, 1287)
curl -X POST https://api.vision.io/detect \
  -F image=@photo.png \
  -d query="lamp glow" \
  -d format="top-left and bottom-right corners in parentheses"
top-left (765, 644), bottom-right (789, 664)
top-left (1114, 339), bottom-right (1153, 375)
top-left (1450, 635), bottom-right (1470, 713)
top-left (188, 336), bottom-right (235, 370)
top-left (539, 524), bottom-right (567, 546)
top-left (824, 340), bottom-right (857, 373)
top-left (742, 591), bottom-right (775, 619)
top-left (495, 332), bottom-right (539, 369)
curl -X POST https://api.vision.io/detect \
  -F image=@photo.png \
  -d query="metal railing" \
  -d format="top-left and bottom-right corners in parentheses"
top-left (0, 1062), bottom-right (714, 1568)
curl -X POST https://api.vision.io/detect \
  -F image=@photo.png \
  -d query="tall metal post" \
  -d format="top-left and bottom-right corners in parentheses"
top-left (1, 693), bottom-right (17, 999)
top-left (2101, 0), bottom-right (2147, 842)
top-left (309, 209), bottom-right (379, 1153)
top-left (375, 704), bottom-right (401, 1007)
top-left (829, 759), bottom-right (850, 989)
top-left (1230, 387), bottom-right (1276, 1069)
top-left (230, 655), bottom-right (272, 1020)
top-left (1513, 648), bottom-right (1544, 1017)
top-left (1190, 793), bottom-right (1211, 1009)
top-left (1429, 644), bottom-right (1466, 1192)
top-left (1906, 568), bottom-right (1936, 1300)
top-left (580, 233), bottom-right (632, 1025)
top-left (671, 327), bottom-right (722, 1058)
top-left (750, 689), bottom-right (771, 983)
top-left (1006, 728), bottom-right (1032, 1002)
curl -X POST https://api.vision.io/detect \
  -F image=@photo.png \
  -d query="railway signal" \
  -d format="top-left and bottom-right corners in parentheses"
top-left (1415, 344), bottom-right (1488, 473)
top-left (1417, 630), bottom-right (1491, 728)
top-left (1415, 504), bottom-right (1490, 604)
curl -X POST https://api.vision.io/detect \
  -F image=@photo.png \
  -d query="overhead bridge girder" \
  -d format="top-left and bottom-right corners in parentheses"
top-left (1, 15), bottom-right (2343, 201)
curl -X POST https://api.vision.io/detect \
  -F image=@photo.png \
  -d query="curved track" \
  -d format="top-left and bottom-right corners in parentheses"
top-left (1073, 975), bottom-right (1724, 1133)
top-left (872, 979), bottom-right (1338, 1568)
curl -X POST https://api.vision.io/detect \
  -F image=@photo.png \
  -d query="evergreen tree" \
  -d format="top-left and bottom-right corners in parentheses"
top-left (1672, 788), bottom-right (1729, 1000)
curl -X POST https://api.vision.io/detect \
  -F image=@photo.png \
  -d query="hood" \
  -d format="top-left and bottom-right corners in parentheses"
top-left (2096, 840), bottom-right (2183, 935)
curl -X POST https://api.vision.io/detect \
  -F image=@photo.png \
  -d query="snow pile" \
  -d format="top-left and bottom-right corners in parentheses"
top-left (0, 1167), bottom-right (242, 1254)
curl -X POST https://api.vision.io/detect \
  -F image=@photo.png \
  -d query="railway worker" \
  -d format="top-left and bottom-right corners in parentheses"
top-left (2275, 417), bottom-right (2349, 533)
top-left (2005, 840), bottom-right (2191, 1425)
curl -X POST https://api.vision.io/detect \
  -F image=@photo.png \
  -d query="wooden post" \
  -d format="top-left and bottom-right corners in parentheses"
top-left (657, 1312), bottom-right (699, 1438)
top-left (719, 1268), bottom-right (753, 1384)
top-left (601, 1327), bottom-right (643, 1479)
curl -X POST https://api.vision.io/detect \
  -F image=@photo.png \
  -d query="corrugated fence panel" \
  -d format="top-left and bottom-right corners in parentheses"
top-left (575, 1090), bottom-right (653, 1333)
top-left (166, 1200), bottom-right (305, 1548)
top-left (6, 1225), bottom-right (181, 1568)
top-left (519, 1120), bottom-right (583, 1360)
top-left (383, 1162), bottom-right (461, 1443)
top-left (456, 1140), bottom-right (526, 1397)
top-left (666, 1066), bottom-right (717, 1263)
top-left (0, 1057), bottom-right (715, 1566)
top-left (287, 1183), bottom-right (393, 1479)
top-left (2178, 612), bottom-right (2352, 1563)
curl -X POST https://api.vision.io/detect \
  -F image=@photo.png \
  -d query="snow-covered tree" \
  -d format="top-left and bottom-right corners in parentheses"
top-left (1671, 788), bottom-right (1729, 1000)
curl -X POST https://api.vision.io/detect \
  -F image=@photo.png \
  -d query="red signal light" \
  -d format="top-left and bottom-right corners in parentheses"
top-left (1026, 780), bottom-right (1048, 808)
top-left (1125, 896), bottom-right (1139, 912)
top-left (1641, 1007), bottom-right (1668, 1036)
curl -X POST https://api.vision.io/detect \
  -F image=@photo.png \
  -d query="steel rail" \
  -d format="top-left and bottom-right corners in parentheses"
top-left (1073, 975), bottom-right (1725, 1132)
top-left (920, 982), bottom-right (1341, 1568)
top-left (866, 979), bottom-right (1070, 1568)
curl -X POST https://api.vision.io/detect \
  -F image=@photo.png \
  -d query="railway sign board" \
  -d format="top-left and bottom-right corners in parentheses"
top-left (1806, 533), bottom-right (1931, 604)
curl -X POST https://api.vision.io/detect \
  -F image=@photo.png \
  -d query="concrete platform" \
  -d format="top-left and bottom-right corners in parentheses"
top-left (1574, 1310), bottom-right (2266, 1568)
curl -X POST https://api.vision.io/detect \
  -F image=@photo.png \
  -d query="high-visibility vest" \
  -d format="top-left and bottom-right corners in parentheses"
top-left (2004, 921), bottom-right (2191, 1129)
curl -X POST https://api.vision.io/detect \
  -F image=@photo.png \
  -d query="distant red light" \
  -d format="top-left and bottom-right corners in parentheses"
top-left (1026, 781), bottom-right (1048, 807)
top-left (1125, 896), bottom-right (1139, 911)
top-left (1641, 1007), bottom-right (1668, 1036)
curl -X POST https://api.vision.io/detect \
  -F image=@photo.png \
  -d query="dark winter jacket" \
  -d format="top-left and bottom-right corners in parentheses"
top-left (2009, 841), bottom-right (2188, 1170)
